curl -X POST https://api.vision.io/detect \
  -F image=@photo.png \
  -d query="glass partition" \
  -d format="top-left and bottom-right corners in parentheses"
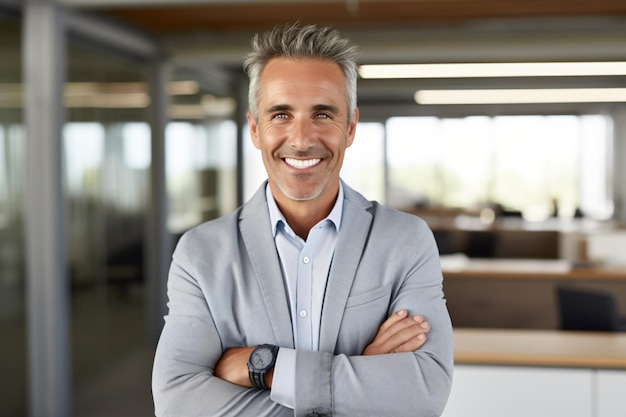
top-left (0, 14), bottom-right (26, 417)
top-left (65, 39), bottom-right (239, 416)
top-left (166, 118), bottom-right (238, 239)
top-left (65, 42), bottom-right (155, 416)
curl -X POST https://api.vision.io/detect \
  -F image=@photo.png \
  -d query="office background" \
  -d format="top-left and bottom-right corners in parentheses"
top-left (2, 1), bottom-right (626, 416)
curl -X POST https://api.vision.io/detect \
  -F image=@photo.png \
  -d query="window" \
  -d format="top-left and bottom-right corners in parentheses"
top-left (387, 115), bottom-right (612, 220)
top-left (166, 120), bottom-right (238, 233)
top-left (341, 122), bottom-right (385, 202)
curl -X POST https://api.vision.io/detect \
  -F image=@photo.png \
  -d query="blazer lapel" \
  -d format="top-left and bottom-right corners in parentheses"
top-left (239, 184), bottom-right (295, 348)
top-left (319, 184), bottom-right (373, 353)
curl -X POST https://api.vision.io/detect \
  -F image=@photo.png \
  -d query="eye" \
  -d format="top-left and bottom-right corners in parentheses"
top-left (272, 113), bottom-right (289, 119)
top-left (314, 113), bottom-right (330, 119)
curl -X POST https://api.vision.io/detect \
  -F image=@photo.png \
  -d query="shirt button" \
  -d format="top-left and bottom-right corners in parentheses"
top-left (302, 256), bottom-right (310, 264)
top-left (299, 310), bottom-right (307, 318)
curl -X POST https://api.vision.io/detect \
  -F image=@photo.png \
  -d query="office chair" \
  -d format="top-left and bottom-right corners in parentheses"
top-left (557, 287), bottom-right (626, 332)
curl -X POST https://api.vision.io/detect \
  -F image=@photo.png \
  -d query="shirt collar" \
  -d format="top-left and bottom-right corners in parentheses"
top-left (266, 182), bottom-right (344, 237)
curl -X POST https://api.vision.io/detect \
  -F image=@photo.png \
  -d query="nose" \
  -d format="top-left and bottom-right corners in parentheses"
top-left (286, 117), bottom-right (316, 151)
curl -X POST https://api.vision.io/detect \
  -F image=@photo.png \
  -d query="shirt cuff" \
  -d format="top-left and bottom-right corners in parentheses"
top-left (270, 347), bottom-right (296, 409)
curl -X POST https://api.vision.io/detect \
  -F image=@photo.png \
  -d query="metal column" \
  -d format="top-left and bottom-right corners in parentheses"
top-left (22, 1), bottom-right (70, 416)
top-left (147, 57), bottom-right (172, 342)
top-left (236, 73), bottom-right (248, 206)
top-left (612, 105), bottom-right (626, 223)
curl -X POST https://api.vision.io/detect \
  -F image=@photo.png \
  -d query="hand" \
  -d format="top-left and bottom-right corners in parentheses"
top-left (362, 310), bottom-right (430, 356)
top-left (214, 346), bottom-right (275, 388)
top-left (215, 346), bottom-right (254, 387)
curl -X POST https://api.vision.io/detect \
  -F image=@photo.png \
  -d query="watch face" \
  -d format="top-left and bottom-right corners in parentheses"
top-left (251, 347), bottom-right (273, 370)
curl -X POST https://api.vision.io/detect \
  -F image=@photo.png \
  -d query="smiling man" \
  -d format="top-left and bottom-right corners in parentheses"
top-left (152, 23), bottom-right (453, 417)
top-left (250, 56), bottom-right (356, 237)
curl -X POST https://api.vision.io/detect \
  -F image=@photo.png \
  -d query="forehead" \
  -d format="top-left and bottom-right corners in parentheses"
top-left (262, 56), bottom-right (345, 79)
top-left (259, 57), bottom-right (347, 106)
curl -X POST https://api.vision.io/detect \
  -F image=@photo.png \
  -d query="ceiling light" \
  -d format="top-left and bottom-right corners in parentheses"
top-left (0, 80), bottom-right (199, 108)
top-left (65, 93), bottom-right (150, 108)
top-left (168, 81), bottom-right (200, 95)
top-left (414, 88), bottom-right (626, 105)
top-left (359, 62), bottom-right (626, 79)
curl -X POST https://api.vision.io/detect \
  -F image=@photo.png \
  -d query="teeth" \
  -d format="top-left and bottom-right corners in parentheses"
top-left (284, 158), bottom-right (321, 169)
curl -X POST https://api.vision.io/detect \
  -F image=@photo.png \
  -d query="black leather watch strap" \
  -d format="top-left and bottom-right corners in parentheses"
top-left (249, 367), bottom-right (267, 389)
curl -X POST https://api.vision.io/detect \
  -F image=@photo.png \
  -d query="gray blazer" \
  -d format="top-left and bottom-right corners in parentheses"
top-left (152, 181), bottom-right (454, 417)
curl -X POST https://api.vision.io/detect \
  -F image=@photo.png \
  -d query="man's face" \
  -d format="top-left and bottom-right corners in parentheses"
top-left (248, 57), bottom-right (358, 203)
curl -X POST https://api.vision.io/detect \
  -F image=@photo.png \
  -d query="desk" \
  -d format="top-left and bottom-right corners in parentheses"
top-left (444, 328), bottom-right (626, 417)
top-left (454, 328), bottom-right (626, 369)
top-left (441, 257), bottom-right (626, 329)
top-left (441, 256), bottom-right (626, 281)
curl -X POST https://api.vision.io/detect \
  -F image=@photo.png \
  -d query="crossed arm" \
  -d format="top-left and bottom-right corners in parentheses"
top-left (215, 309), bottom-right (431, 388)
top-left (153, 217), bottom-right (454, 417)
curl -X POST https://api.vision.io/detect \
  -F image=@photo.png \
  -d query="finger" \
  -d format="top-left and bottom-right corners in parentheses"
top-left (373, 317), bottom-right (430, 353)
top-left (398, 318), bottom-right (430, 348)
top-left (363, 313), bottom-right (430, 355)
top-left (390, 331), bottom-right (428, 353)
top-left (376, 309), bottom-right (409, 334)
top-left (378, 314), bottom-right (428, 341)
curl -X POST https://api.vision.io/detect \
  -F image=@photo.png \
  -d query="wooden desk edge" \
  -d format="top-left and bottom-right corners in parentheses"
top-left (455, 353), bottom-right (626, 369)
top-left (443, 268), bottom-right (626, 281)
top-left (453, 328), bottom-right (626, 370)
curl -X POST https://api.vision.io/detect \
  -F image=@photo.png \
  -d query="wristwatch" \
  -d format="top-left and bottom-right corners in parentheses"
top-left (247, 344), bottom-right (279, 389)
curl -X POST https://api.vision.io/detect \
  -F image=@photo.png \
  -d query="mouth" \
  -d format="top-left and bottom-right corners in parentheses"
top-left (283, 157), bottom-right (322, 169)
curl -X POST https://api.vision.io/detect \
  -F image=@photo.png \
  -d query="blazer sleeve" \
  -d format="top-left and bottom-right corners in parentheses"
top-left (151, 229), bottom-right (292, 417)
top-left (293, 217), bottom-right (454, 417)
top-left (153, 203), bottom-right (453, 417)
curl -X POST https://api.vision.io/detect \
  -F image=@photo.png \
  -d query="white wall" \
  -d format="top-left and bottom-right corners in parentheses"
top-left (442, 365), bottom-right (626, 417)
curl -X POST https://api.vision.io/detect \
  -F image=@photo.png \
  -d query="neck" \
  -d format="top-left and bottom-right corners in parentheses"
top-left (271, 183), bottom-right (339, 240)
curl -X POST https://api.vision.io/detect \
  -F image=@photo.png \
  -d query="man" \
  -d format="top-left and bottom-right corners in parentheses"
top-left (152, 23), bottom-right (453, 417)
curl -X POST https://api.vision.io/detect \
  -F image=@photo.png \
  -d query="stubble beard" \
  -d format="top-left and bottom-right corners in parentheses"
top-left (273, 172), bottom-right (329, 202)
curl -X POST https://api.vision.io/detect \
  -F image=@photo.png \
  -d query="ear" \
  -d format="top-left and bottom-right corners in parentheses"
top-left (248, 112), bottom-right (261, 150)
top-left (345, 108), bottom-right (359, 148)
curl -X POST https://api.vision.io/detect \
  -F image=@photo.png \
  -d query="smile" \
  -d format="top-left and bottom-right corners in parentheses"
top-left (284, 158), bottom-right (322, 169)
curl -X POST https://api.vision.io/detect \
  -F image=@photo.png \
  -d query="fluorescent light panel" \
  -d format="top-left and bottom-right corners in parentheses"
top-left (415, 88), bottom-right (626, 105)
top-left (359, 62), bottom-right (626, 79)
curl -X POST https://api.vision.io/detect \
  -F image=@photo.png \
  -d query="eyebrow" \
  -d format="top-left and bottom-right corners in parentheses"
top-left (265, 103), bottom-right (341, 114)
top-left (266, 104), bottom-right (292, 114)
top-left (312, 104), bottom-right (341, 114)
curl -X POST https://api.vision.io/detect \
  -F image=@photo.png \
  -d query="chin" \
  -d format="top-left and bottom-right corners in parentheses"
top-left (279, 184), bottom-right (326, 202)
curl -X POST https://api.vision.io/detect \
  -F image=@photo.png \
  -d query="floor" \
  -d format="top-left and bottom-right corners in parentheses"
top-left (72, 285), bottom-right (157, 417)
top-left (72, 343), bottom-right (155, 417)
top-left (0, 283), bottom-right (157, 417)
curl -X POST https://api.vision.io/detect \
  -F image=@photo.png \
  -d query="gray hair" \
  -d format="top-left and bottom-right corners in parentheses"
top-left (243, 23), bottom-right (359, 122)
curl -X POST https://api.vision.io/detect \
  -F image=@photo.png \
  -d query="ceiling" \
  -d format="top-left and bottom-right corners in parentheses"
top-left (62, 0), bottom-right (626, 36)
top-left (56, 0), bottom-right (626, 117)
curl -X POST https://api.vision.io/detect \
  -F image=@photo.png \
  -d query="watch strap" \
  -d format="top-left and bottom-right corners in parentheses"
top-left (249, 367), bottom-right (268, 389)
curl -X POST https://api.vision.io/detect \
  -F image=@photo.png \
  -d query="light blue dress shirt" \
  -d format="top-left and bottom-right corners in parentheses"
top-left (265, 183), bottom-right (343, 409)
